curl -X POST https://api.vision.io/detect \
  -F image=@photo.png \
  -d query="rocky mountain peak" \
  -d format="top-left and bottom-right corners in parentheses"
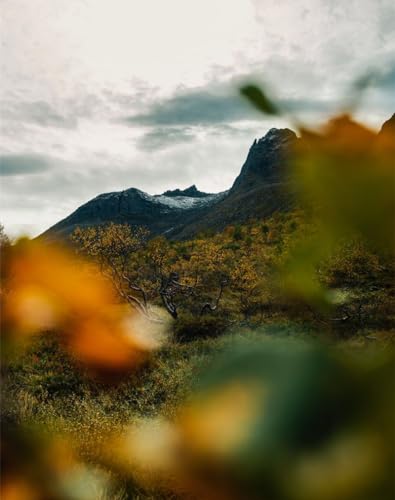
top-left (379, 113), bottom-right (395, 135)
top-left (41, 115), bottom-right (393, 243)
top-left (253, 127), bottom-right (296, 146)
top-left (231, 127), bottom-right (297, 193)
top-left (162, 185), bottom-right (210, 198)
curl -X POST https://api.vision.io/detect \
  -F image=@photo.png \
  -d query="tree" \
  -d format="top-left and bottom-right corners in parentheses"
top-left (71, 223), bottom-right (153, 318)
top-left (0, 223), bottom-right (10, 249)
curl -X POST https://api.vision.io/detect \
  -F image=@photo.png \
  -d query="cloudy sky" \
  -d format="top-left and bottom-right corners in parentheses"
top-left (1, 0), bottom-right (394, 237)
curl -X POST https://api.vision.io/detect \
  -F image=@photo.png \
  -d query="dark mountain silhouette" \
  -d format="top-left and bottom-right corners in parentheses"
top-left (162, 185), bottom-right (209, 198)
top-left (379, 113), bottom-right (395, 135)
top-left (42, 127), bottom-right (296, 241)
top-left (171, 128), bottom-right (297, 240)
top-left (41, 115), bottom-right (393, 241)
top-left (42, 185), bottom-right (228, 240)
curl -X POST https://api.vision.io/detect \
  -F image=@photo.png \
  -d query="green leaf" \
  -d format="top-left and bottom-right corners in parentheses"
top-left (240, 84), bottom-right (279, 115)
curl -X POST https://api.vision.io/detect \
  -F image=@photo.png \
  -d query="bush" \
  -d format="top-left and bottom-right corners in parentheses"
top-left (173, 313), bottom-right (230, 342)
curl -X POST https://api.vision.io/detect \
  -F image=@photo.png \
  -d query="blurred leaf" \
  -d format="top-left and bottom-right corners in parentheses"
top-left (279, 237), bottom-right (334, 310)
top-left (280, 114), bottom-right (395, 307)
top-left (293, 115), bottom-right (395, 254)
top-left (110, 341), bottom-right (394, 500)
top-left (240, 84), bottom-right (279, 115)
top-left (344, 71), bottom-right (377, 112)
top-left (1, 239), bottom-right (160, 378)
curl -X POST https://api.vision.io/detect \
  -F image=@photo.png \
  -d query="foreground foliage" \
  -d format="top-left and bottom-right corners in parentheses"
top-left (1, 104), bottom-right (394, 499)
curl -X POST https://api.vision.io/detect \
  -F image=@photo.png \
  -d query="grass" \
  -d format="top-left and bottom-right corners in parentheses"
top-left (4, 322), bottom-right (390, 427)
top-left (2, 321), bottom-right (393, 499)
top-left (3, 329), bottom-right (234, 456)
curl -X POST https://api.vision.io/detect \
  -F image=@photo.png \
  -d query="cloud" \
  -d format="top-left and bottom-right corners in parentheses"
top-left (375, 64), bottom-right (395, 90)
top-left (124, 82), bottom-right (343, 130)
top-left (0, 128), bottom-right (251, 236)
top-left (136, 127), bottom-right (196, 151)
top-left (377, 0), bottom-right (395, 40)
top-left (0, 154), bottom-right (52, 176)
top-left (1, 100), bottom-right (78, 129)
top-left (1, 0), bottom-right (393, 238)
top-left (1, 92), bottom-right (109, 130)
top-left (124, 88), bottom-right (259, 127)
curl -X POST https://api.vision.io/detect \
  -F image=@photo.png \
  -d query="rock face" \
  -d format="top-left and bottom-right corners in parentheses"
top-left (379, 113), bottom-right (395, 136)
top-left (41, 127), bottom-right (297, 241)
top-left (231, 128), bottom-right (297, 193)
top-left (170, 128), bottom-right (298, 240)
top-left (42, 186), bottom-right (227, 239)
top-left (41, 112), bottom-right (395, 241)
top-left (162, 185), bottom-right (208, 198)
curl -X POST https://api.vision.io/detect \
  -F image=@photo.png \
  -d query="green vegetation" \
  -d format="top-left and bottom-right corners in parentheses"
top-left (2, 104), bottom-right (394, 499)
top-left (3, 211), bottom-right (394, 498)
top-left (71, 212), bottom-right (394, 338)
top-left (3, 324), bottom-right (393, 498)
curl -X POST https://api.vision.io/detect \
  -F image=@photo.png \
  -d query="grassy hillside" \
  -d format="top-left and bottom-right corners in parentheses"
top-left (2, 113), bottom-right (394, 500)
top-left (3, 323), bottom-right (393, 499)
top-left (2, 212), bottom-right (394, 498)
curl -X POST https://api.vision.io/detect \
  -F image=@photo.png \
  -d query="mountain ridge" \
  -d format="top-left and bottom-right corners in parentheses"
top-left (39, 127), bottom-right (299, 240)
top-left (41, 116), bottom-right (393, 241)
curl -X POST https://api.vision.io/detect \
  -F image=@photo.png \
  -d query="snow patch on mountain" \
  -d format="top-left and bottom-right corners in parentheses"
top-left (133, 190), bottom-right (226, 210)
top-left (150, 192), bottom-right (226, 210)
top-left (92, 188), bottom-right (227, 211)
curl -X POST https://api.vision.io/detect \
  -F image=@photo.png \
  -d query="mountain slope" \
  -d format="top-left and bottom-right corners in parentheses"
top-left (169, 128), bottom-right (297, 239)
top-left (41, 127), bottom-right (297, 241)
top-left (42, 185), bottom-right (227, 239)
top-left (379, 113), bottom-right (395, 136)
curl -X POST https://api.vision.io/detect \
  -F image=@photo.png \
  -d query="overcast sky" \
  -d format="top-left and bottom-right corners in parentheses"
top-left (1, 0), bottom-right (394, 237)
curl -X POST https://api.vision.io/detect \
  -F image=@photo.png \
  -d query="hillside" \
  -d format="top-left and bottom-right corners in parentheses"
top-left (40, 114), bottom-right (394, 241)
top-left (4, 113), bottom-right (394, 500)
top-left (41, 127), bottom-right (297, 240)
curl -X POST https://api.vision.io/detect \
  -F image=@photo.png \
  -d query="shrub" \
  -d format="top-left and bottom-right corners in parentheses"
top-left (173, 313), bottom-right (230, 342)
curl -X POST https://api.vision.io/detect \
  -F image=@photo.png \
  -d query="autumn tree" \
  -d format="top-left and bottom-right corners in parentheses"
top-left (72, 225), bottom-right (205, 320)
top-left (0, 223), bottom-right (10, 249)
top-left (71, 223), bottom-right (153, 317)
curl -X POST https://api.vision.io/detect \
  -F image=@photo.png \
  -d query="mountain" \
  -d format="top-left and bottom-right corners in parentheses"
top-left (231, 128), bottom-right (296, 192)
top-left (379, 113), bottom-right (395, 135)
top-left (41, 127), bottom-right (297, 241)
top-left (172, 128), bottom-right (297, 239)
top-left (162, 185), bottom-right (210, 198)
top-left (43, 185), bottom-right (227, 239)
